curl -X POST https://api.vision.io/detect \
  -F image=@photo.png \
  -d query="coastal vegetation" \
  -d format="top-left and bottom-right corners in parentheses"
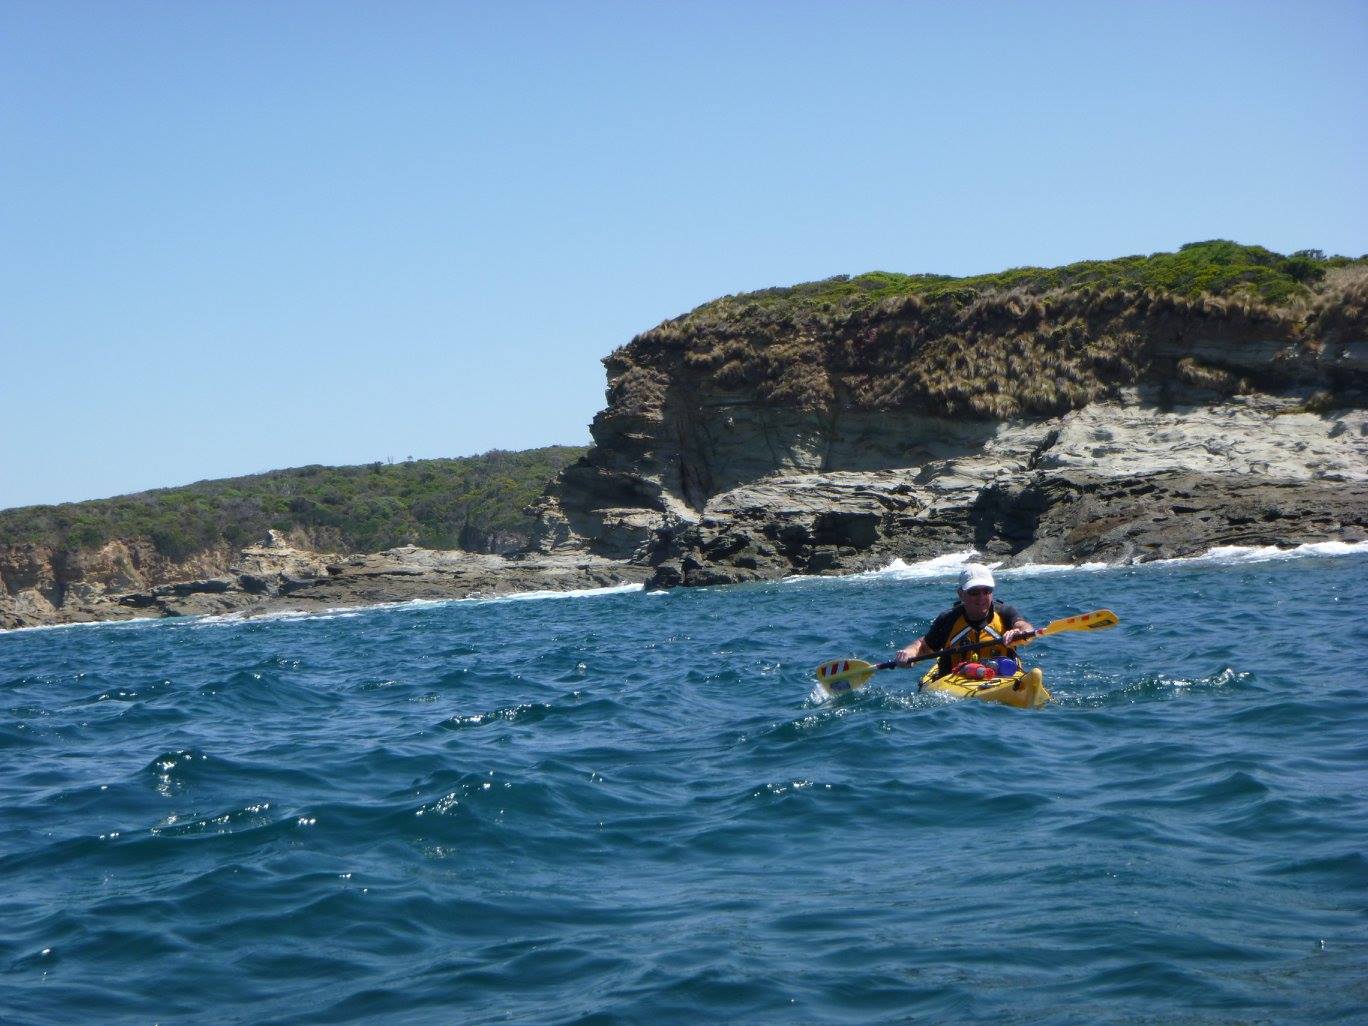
top-left (617, 241), bottom-right (1367, 420)
top-left (682, 240), bottom-right (1364, 319)
top-left (0, 447), bottom-right (586, 561)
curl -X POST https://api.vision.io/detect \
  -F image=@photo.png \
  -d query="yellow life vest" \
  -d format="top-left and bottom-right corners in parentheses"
top-left (939, 606), bottom-right (1013, 672)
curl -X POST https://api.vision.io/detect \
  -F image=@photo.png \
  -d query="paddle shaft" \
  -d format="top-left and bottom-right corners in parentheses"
top-left (877, 608), bottom-right (1118, 669)
top-left (872, 634), bottom-right (1026, 671)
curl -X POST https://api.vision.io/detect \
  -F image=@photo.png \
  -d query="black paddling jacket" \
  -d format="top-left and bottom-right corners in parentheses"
top-left (923, 599), bottom-right (1025, 675)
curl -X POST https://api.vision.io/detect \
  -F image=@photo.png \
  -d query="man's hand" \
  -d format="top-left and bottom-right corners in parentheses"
top-left (1003, 627), bottom-right (1038, 646)
top-left (894, 646), bottom-right (919, 667)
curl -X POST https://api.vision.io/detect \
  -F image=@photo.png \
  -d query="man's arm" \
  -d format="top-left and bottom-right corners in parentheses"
top-left (1002, 616), bottom-right (1036, 646)
top-left (894, 636), bottom-right (932, 666)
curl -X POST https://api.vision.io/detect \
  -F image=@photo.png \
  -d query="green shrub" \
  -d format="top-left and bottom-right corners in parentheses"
top-left (0, 447), bottom-right (587, 560)
top-left (670, 242), bottom-right (1360, 328)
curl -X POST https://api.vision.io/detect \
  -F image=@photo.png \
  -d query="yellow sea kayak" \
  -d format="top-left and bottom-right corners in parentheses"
top-left (919, 664), bottom-right (1051, 709)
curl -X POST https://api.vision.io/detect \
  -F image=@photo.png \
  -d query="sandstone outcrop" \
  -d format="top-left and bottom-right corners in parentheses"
top-left (0, 529), bottom-right (646, 630)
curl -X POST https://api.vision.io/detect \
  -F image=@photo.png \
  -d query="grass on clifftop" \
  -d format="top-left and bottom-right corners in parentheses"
top-left (615, 241), bottom-right (1368, 422)
top-left (0, 447), bottom-right (587, 561)
top-left (685, 241), bottom-right (1365, 321)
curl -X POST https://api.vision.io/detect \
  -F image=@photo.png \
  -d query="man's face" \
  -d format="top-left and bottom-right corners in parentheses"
top-left (959, 585), bottom-right (993, 619)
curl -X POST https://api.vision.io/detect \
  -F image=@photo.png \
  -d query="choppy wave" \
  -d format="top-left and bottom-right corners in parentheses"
top-left (0, 615), bottom-right (165, 638)
top-left (2, 547), bottom-right (1366, 1024)
top-left (192, 607), bottom-right (369, 628)
top-left (189, 580), bottom-right (645, 626)
top-left (4, 581), bottom-right (647, 639)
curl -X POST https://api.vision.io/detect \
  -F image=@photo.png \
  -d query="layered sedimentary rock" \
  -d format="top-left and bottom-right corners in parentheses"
top-left (0, 539), bottom-right (237, 629)
top-left (559, 395), bottom-right (1368, 590)
top-left (531, 278), bottom-right (1368, 588)
top-left (0, 530), bottom-right (644, 630)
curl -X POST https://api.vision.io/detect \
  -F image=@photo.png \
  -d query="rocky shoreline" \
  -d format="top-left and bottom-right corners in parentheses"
top-left (6, 251), bottom-right (1368, 630)
top-left (3, 391), bottom-right (1364, 631)
top-left (0, 532), bottom-right (648, 630)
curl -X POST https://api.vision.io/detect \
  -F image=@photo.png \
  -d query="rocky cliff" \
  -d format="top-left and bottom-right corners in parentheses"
top-left (6, 244), bottom-right (1366, 629)
top-left (531, 254), bottom-right (1368, 588)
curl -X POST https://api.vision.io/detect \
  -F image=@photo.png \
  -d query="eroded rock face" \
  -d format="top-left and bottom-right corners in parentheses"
top-left (0, 539), bottom-right (238, 629)
top-left (990, 472), bottom-right (1368, 565)
top-left (529, 274), bottom-right (1368, 580)
top-left (1034, 399), bottom-right (1368, 481)
top-left (0, 534), bottom-right (647, 630)
top-left (629, 395), bottom-right (1368, 589)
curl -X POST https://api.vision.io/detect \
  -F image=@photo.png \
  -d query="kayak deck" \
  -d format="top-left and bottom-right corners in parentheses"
top-left (920, 665), bottom-right (1051, 709)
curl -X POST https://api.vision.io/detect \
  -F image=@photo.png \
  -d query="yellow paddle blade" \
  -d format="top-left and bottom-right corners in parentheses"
top-left (814, 658), bottom-right (878, 695)
top-left (1037, 608), bottom-right (1118, 637)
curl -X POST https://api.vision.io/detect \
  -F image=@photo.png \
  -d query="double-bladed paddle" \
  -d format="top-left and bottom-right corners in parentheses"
top-left (813, 608), bottom-right (1118, 694)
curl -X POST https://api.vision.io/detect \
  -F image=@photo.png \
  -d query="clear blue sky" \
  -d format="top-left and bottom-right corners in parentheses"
top-left (4, 0), bottom-right (1365, 509)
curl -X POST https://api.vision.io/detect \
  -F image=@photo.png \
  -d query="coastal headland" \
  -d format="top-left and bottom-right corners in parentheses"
top-left (4, 242), bottom-right (1366, 629)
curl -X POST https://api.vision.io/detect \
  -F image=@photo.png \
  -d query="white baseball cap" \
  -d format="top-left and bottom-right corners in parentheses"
top-left (958, 564), bottom-right (995, 591)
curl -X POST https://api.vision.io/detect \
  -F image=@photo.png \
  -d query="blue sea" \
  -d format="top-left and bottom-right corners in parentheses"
top-left (3, 545), bottom-right (1366, 1025)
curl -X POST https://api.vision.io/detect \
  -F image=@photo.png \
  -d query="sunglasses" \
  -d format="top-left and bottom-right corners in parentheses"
top-left (964, 587), bottom-right (993, 596)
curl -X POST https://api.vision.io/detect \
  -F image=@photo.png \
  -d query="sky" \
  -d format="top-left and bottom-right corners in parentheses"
top-left (3, 0), bottom-right (1366, 509)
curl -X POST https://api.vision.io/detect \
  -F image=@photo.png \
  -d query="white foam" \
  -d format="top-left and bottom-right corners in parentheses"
top-left (997, 561), bottom-right (1110, 577)
top-left (1150, 539), bottom-right (1368, 567)
top-left (871, 550), bottom-right (983, 580)
top-left (190, 607), bottom-right (367, 629)
top-left (188, 582), bottom-right (646, 626)
top-left (3, 582), bottom-right (647, 637)
top-left (473, 582), bottom-right (645, 604)
top-left (0, 615), bottom-right (162, 637)
top-left (783, 550), bottom-right (982, 586)
top-left (781, 550), bottom-right (1108, 585)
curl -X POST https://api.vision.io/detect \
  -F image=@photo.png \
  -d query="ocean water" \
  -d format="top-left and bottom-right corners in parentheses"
top-left (2, 546), bottom-right (1366, 1025)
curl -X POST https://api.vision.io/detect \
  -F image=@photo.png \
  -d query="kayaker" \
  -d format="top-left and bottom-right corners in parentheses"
top-left (894, 564), bottom-right (1036, 675)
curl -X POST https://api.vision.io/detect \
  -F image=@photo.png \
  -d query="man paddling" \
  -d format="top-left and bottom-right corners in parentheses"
top-left (894, 564), bottom-right (1036, 675)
